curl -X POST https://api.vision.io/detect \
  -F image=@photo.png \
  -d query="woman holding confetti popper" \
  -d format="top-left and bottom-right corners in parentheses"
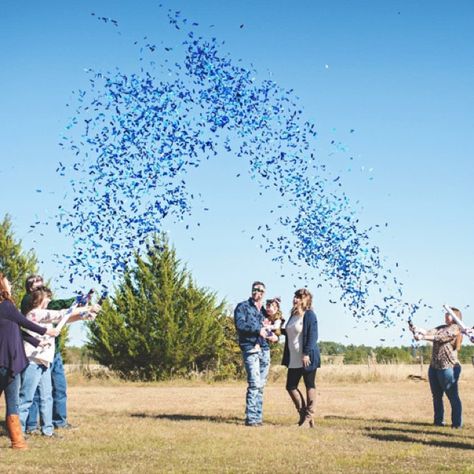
top-left (19, 286), bottom-right (99, 437)
top-left (410, 307), bottom-right (463, 428)
top-left (0, 273), bottom-right (59, 450)
top-left (281, 288), bottom-right (320, 428)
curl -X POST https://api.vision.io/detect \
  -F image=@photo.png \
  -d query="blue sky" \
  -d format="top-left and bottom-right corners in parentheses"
top-left (1, 1), bottom-right (473, 346)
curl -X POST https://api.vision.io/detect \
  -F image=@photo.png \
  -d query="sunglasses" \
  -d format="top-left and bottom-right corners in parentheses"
top-left (252, 288), bottom-right (265, 293)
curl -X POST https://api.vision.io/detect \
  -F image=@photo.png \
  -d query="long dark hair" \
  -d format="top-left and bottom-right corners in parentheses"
top-left (291, 288), bottom-right (313, 317)
top-left (23, 287), bottom-right (49, 315)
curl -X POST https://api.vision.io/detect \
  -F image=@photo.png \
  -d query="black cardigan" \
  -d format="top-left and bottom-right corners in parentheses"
top-left (282, 309), bottom-right (320, 371)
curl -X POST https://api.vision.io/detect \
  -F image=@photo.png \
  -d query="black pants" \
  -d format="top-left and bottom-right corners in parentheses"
top-left (286, 368), bottom-right (317, 390)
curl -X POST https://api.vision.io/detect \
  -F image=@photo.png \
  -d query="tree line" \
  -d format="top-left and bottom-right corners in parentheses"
top-left (2, 213), bottom-right (473, 381)
top-left (318, 341), bottom-right (474, 365)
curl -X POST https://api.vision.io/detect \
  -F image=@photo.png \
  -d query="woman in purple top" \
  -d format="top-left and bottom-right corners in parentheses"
top-left (0, 273), bottom-right (58, 450)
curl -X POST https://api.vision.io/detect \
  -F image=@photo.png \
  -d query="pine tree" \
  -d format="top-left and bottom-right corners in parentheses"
top-left (86, 235), bottom-right (232, 380)
top-left (0, 214), bottom-right (38, 302)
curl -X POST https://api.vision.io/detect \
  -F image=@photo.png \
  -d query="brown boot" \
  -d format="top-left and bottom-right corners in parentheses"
top-left (288, 388), bottom-right (306, 426)
top-left (305, 388), bottom-right (316, 428)
top-left (6, 414), bottom-right (28, 450)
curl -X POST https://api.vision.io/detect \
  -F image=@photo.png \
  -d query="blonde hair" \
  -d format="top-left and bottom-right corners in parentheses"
top-left (291, 288), bottom-right (312, 317)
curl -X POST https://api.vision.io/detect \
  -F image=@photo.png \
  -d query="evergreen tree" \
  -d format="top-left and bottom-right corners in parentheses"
top-left (0, 214), bottom-right (38, 302)
top-left (214, 310), bottom-right (244, 379)
top-left (86, 235), bottom-right (230, 380)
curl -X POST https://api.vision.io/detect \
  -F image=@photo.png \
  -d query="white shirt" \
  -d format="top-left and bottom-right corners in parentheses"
top-left (24, 308), bottom-right (66, 367)
top-left (285, 315), bottom-right (304, 369)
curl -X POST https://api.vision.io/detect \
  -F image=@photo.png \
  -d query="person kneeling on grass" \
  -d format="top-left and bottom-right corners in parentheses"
top-left (19, 286), bottom-right (100, 438)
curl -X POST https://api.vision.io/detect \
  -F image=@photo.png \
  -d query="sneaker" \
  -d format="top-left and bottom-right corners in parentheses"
top-left (42, 432), bottom-right (63, 439)
top-left (245, 421), bottom-right (263, 427)
top-left (26, 428), bottom-right (41, 436)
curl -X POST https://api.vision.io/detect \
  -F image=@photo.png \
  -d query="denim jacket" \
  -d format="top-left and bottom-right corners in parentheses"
top-left (234, 298), bottom-right (268, 352)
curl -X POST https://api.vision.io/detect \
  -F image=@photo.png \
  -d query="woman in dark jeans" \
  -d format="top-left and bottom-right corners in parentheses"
top-left (411, 307), bottom-right (463, 428)
top-left (0, 273), bottom-right (58, 449)
top-left (281, 288), bottom-right (320, 428)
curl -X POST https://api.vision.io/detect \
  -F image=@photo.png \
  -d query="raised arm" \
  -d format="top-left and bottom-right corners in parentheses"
top-left (28, 308), bottom-right (67, 325)
top-left (21, 331), bottom-right (42, 348)
top-left (3, 301), bottom-right (47, 336)
top-left (422, 325), bottom-right (459, 343)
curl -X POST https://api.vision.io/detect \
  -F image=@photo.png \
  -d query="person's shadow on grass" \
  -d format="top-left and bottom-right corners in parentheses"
top-left (130, 413), bottom-right (278, 426)
top-left (324, 415), bottom-right (474, 450)
top-left (365, 431), bottom-right (474, 450)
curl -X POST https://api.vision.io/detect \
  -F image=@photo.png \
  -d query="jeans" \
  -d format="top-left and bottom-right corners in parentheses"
top-left (242, 349), bottom-right (270, 424)
top-left (0, 368), bottom-right (21, 416)
top-left (19, 362), bottom-right (54, 436)
top-left (428, 365), bottom-right (462, 428)
top-left (27, 352), bottom-right (68, 430)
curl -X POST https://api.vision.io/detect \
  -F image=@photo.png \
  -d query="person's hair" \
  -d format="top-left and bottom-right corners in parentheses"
top-left (450, 307), bottom-right (463, 352)
top-left (251, 281), bottom-right (265, 289)
top-left (25, 274), bottom-right (44, 293)
top-left (266, 297), bottom-right (282, 322)
top-left (291, 288), bottom-right (312, 317)
top-left (23, 287), bottom-right (49, 315)
top-left (0, 272), bottom-right (14, 304)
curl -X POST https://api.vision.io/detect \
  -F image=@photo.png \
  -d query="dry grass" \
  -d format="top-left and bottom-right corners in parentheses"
top-left (1, 366), bottom-right (474, 473)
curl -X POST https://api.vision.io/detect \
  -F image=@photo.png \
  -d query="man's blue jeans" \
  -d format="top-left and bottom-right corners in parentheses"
top-left (0, 368), bottom-right (21, 416)
top-left (428, 365), bottom-right (462, 428)
top-left (26, 351), bottom-right (68, 430)
top-left (19, 362), bottom-right (54, 436)
top-left (242, 349), bottom-right (270, 425)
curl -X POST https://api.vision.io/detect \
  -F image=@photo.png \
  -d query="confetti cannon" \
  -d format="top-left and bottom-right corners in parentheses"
top-left (55, 289), bottom-right (95, 332)
top-left (443, 304), bottom-right (474, 343)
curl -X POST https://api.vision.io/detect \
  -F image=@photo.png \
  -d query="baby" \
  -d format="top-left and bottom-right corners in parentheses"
top-left (250, 297), bottom-right (282, 353)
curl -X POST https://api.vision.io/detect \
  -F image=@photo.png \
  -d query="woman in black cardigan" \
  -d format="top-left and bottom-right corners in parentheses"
top-left (282, 288), bottom-right (320, 428)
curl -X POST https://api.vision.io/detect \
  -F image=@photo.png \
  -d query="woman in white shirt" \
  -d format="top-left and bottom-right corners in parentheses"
top-left (281, 289), bottom-right (320, 428)
top-left (19, 287), bottom-right (98, 437)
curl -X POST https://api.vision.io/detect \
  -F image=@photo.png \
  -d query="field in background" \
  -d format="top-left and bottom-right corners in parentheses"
top-left (65, 362), bottom-right (474, 384)
top-left (1, 365), bottom-right (473, 473)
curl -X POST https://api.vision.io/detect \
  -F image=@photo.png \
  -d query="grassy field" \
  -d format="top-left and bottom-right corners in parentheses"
top-left (1, 365), bottom-right (473, 473)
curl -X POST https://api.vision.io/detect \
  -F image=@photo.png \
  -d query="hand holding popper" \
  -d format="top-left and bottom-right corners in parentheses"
top-left (408, 319), bottom-right (427, 341)
top-left (55, 289), bottom-right (99, 332)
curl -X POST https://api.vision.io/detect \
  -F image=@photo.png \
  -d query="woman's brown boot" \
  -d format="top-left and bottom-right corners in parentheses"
top-left (305, 388), bottom-right (316, 428)
top-left (6, 414), bottom-right (28, 450)
top-left (288, 388), bottom-right (307, 426)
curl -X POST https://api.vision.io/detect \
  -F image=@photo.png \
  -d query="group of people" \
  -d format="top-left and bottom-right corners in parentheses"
top-left (1, 273), bottom-right (472, 450)
top-left (234, 280), bottom-right (473, 430)
top-left (0, 273), bottom-right (100, 450)
top-left (234, 282), bottom-right (320, 428)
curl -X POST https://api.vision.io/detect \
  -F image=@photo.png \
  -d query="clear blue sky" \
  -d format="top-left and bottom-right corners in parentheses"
top-left (1, 0), bottom-right (473, 346)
